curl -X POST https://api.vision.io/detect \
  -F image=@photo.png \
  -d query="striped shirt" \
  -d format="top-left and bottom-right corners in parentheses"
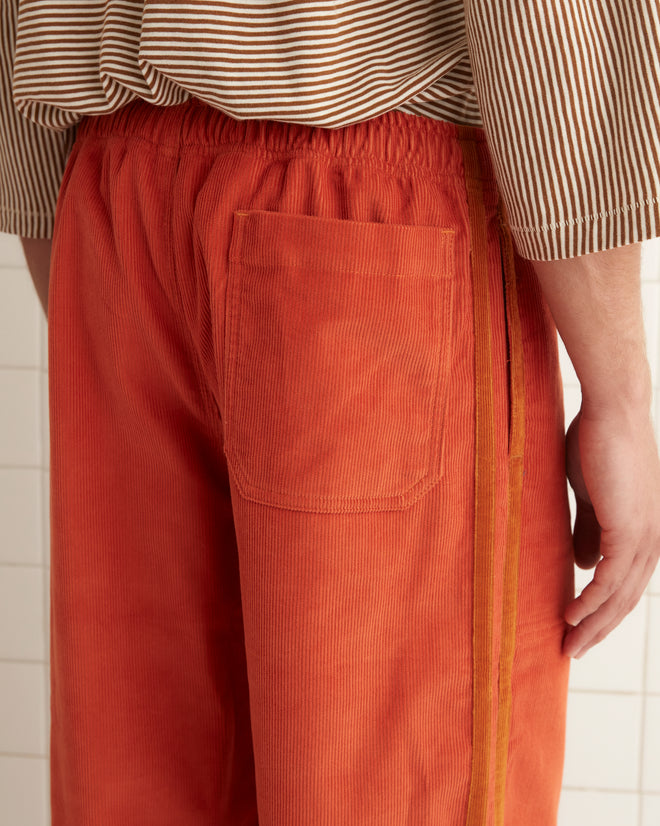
top-left (2, 0), bottom-right (660, 260)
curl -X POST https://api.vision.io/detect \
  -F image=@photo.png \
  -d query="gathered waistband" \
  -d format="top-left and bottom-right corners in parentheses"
top-left (76, 97), bottom-right (498, 186)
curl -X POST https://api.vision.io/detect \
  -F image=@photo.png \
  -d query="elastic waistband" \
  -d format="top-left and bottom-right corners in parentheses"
top-left (76, 98), bottom-right (497, 185)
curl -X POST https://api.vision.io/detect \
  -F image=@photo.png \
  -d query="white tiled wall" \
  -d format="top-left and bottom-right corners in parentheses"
top-left (0, 231), bottom-right (50, 824)
top-left (1, 231), bottom-right (659, 824)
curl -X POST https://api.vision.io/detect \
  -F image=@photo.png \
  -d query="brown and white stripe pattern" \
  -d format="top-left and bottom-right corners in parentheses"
top-left (2, 0), bottom-right (660, 259)
top-left (0, 1), bottom-right (74, 237)
top-left (466, 0), bottom-right (660, 259)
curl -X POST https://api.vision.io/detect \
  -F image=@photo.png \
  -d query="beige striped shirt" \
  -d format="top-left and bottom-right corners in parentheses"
top-left (2, 0), bottom-right (660, 260)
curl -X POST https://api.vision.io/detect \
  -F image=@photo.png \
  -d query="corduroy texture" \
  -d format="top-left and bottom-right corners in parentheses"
top-left (48, 98), bottom-right (574, 826)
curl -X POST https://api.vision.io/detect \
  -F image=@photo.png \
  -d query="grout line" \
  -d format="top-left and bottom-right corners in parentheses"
top-left (0, 656), bottom-right (48, 665)
top-left (562, 785), bottom-right (660, 796)
top-left (568, 687), bottom-right (639, 695)
top-left (0, 751), bottom-right (48, 759)
top-left (568, 687), bottom-right (660, 697)
top-left (567, 689), bottom-right (660, 697)
top-left (0, 463), bottom-right (49, 470)
top-left (0, 561), bottom-right (46, 568)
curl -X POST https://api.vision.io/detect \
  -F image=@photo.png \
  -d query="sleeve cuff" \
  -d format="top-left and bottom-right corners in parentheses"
top-left (508, 194), bottom-right (660, 261)
top-left (0, 205), bottom-right (56, 239)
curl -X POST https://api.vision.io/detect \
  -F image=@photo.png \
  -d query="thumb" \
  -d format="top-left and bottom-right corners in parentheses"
top-left (566, 411), bottom-right (601, 570)
top-left (572, 498), bottom-right (602, 570)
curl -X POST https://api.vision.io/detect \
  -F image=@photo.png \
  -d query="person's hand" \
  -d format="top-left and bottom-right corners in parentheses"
top-left (563, 404), bottom-right (660, 658)
top-left (530, 240), bottom-right (659, 657)
top-left (20, 236), bottom-right (52, 319)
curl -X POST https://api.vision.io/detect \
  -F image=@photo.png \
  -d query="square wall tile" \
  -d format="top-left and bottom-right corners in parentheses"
top-left (42, 470), bottom-right (50, 567)
top-left (0, 661), bottom-right (48, 755)
top-left (0, 232), bottom-right (26, 268)
top-left (643, 697), bottom-right (660, 792)
top-left (40, 369), bottom-right (49, 470)
top-left (40, 312), bottom-right (48, 371)
top-left (573, 564), bottom-right (595, 594)
top-left (566, 484), bottom-right (577, 529)
top-left (45, 663), bottom-right (50, 736)
top-left (568, 596), bottom-right (646, 693)
top-left (642, 794), bottom-right (660, 826)
top-left (647, 597), bottom-right (660, 694)
top-left (651, 563), bottom-right (660, 596)
top-left (563, 691), bottom-right (642, 790)
top-left (44, 580), bottom-right (50, 666)
top-left (642, 282), bottom-right (660, 387)
top-left (643, 236), bottom-right (660, 281)
top-left (562, 384), bottom-right (582, 432)
top-left (0, 468), bottom-right (42, 564)
top-left (558, 333), bottom-right (579, 387)
top-left (0, 755), bottom-right (49, 826)
top-left (0, 267), bottom-right (41, 367)
top-left (0, 565), bottom-right (47, 661)
top-left (558, 790), bottom-right (638, 826)
top-left (0, 369), bottom-right (41, 466)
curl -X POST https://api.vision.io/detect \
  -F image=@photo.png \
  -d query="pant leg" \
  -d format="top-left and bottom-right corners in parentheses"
top-left (48, 100), bottom-right (574, 826)
top-left (48, 134), bottom-right (258, 825)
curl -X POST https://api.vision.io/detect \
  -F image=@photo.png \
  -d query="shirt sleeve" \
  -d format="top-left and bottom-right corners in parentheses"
top-left (465, 1), bottom-right (660, 261)
top-left (0, 1), bottom-right (75, 238)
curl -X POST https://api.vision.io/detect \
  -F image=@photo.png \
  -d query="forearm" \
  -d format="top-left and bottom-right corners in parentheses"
top-left (530, 241), bottom-right (660, 658)
top-left (20, 236), bottom-right (51, 319)
top-left (531, 242), bottom-right (651, 419)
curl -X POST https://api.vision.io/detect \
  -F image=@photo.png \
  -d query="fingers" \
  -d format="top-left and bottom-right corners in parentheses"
top-left (560, 410), bottom-right (660, 658)
top-left (564, 553), bottom-right (630, 628)
top-left (563, 549), bottom-right (650, 658)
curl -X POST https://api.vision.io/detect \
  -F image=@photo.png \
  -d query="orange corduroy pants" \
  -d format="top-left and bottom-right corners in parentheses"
top-left (47, 99), bottom-right (574, 826)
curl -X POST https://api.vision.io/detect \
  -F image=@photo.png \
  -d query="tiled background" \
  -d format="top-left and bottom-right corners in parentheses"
top-left (0, 230), bottom-right (659, 824)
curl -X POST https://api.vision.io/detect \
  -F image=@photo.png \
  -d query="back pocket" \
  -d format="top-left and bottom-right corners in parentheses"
top-left (223, 210), bottom-right (456, 513)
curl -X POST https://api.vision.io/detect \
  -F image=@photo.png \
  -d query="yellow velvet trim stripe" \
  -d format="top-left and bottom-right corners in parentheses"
top-left (458, 134), bottom-right (497, 826)
top-left (494, 200), bottom-right (526, 826)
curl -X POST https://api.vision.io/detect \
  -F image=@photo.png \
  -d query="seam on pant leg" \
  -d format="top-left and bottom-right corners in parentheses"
top-left (458, 133), bottom-right (497, 826)
top-left (493, 200), bottom-right (526, 826)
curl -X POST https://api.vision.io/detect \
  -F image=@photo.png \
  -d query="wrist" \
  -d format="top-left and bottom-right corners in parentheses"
top-left (580, 367), bottom-right (653, 425)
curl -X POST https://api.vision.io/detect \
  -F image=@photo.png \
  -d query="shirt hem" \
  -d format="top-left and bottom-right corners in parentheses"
top-left (0, 208), bottom-right (54, 239)
top-left (510, 196), bottom-right (660, 260)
